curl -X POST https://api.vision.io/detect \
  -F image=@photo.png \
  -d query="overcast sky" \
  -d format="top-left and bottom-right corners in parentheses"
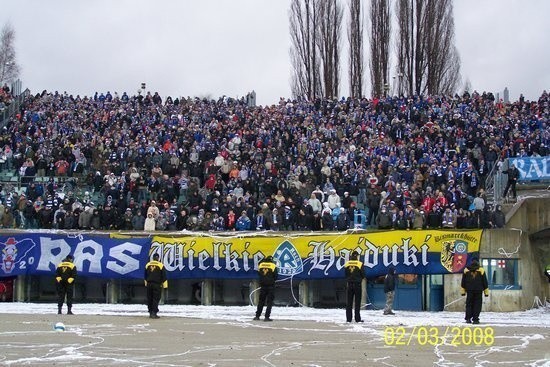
top-left (1, 0), bottom-right (549, 106)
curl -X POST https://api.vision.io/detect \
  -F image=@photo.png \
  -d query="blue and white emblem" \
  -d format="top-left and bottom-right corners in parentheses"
top-left (273, 240), bottom-right (303, 276)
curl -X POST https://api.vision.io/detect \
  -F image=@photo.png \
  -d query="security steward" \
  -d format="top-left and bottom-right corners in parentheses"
top-left (144, 253), bottom-right (168, 319)
top-left (344, 251), bottom-right (365, 323)
top-left (254, 255), bottom-right (278, 322)
top-left (461, 258), bottom-right (489, 324)
top-left (55, 254), bottom-right (77, 315)
top-left (502, 163), bottom-right (520, 199)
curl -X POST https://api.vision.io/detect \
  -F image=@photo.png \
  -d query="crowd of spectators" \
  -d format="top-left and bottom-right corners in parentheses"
top-left (0, 88), bottom-right (547, 232)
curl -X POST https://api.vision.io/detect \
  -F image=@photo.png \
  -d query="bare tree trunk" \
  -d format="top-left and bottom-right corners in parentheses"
top-left (347, 0), bottom-right (364, 99)
top-left (369, 0), bottom-right (391, 97)
top-left (332, 3), bottom-right (342, 98)
top-left (396, 0), bottom-right (414, 96)
top-left (317, 0), bottom-right (342, 99)
top-left (290, 0), bottom-right (322, 100)
top-left (396, 0), bottom-right (460, 96)
top-left (0, 23), bottom-right (20, 85)
top-left (425, 0), bottom-right (461, 95)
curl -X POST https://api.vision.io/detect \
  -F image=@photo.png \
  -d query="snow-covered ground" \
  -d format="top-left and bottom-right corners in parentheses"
top-left (2, 302), bottom-right (549, 328)
top-left (1, 302), bottom-right (549, 366)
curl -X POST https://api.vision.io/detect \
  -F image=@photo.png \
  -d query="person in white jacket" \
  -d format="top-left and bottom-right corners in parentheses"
top-left (327, 189), bottom-right (341, 210)
top-left (144, 213), bottom-right (156, 231)
top-left (308, 193), bottom-right (322, 214)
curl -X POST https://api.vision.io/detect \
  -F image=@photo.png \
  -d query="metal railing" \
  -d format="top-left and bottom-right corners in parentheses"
top-left (484, 161), bottom-right (499, 205)
top-left (486, 157), bottom-right (550, 206)
top-left (0, 174), bottom-right (81, 196)
top-left (484, 160), bottom-right (508, 206)
top-left (0, 85), bottom-right (30, 129)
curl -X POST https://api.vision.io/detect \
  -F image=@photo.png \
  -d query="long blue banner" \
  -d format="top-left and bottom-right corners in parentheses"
top-left (510, 156), bottom-right (550, 181)
top-left (1, 231), bottom-right (482, 279)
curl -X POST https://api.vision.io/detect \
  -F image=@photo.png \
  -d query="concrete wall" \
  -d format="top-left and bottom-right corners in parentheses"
top-left (445, 197), bottom-right (550, 312)
top-left (509, 197), bottom-right (550, 308)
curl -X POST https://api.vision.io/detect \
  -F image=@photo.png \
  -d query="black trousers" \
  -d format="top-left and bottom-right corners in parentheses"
top-left (147, 283), bottom-right (162, 315)
top-left (367, 208), bottom-right (378, 227)
top-left (256, 285), bottom-right (275, 318)
top-left (465, 291), bottom-right (483, 322)
top-left (503, 180), bottom-right (517, 198)
top-left (57, 282), bottom-right (73, 309)
top-left (346, 282), bottom-right (362, 322)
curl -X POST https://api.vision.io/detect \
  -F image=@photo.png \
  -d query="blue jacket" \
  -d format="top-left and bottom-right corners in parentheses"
top-left (235, 216), bottom-right (251, 231)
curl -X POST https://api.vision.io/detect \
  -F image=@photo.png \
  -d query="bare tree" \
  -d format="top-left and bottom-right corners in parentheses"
top-left (369, 0), bottom-right (391, 97)
top-left (0, 23), bottom-right (20, 86)
top-left (289, 0), bottom-right (322, 100)
top-left (396, 0), bottom-right (411, 96)
top-left (348, 0), bottom-right (364, 99)
top-left (424, 0), bottom-right (460, 95)
top-left (395, 0), bottom-right (460, 96)
top-left (462, 77), bottom-right (472, 95)
top-left (317, 0), bottom-right (343, 99)
top-left (396, 0), bottom-right (426, 96)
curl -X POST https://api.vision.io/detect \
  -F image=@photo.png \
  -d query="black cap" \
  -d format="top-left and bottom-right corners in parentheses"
top-left (153, 253), bottom-right (160, 260)
top-left (265, 255), bottom-right (274, 262)
top-left (65, 254), bottom-right (74, 261)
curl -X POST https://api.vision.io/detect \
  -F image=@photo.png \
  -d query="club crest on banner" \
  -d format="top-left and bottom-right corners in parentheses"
top-left (273, 240), bottom-right (303, 276)
top-left (441, 240), bottom-right (468, 273)
top-left (1, 237), bottom-right (18, 274)
top-left (1, 237), bottom-right (37, 275)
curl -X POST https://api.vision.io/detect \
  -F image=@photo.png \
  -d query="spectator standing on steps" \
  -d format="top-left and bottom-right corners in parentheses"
top-left (144, 253), bottom-right (168, 319)
top-left (344, 251), bottom-right (365, 323)
top-left (55, 254), bottom-right (77, 315)
top-left (502, 163), bottom-right (520, 200)
top-left (460, 258), bottom-right (489, 324)
top-left (254, 255), bottom-right (278, 322)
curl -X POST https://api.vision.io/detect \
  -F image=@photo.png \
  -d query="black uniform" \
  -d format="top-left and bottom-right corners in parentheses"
top-left (502, 165), bottom-right (520, 199)
top-left (55, 255), bottom-right (77, 315)
top-left (144, 254), bottom-right (168, 319)
top-left (383, 267), bottom-right (397, 315)
top-left (254, 256), bottom-right (278, 321)
top-left (344, 253), bottom-right (365, 322)
top-left (461, 259), bottom-right (489, 324)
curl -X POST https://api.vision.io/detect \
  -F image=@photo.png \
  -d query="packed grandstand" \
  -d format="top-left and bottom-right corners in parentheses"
top-left (0, 87), bottom-right (548, 232)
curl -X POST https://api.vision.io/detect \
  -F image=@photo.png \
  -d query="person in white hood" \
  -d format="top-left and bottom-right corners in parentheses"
top-left (144, 213), bottom-right (156, 231)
